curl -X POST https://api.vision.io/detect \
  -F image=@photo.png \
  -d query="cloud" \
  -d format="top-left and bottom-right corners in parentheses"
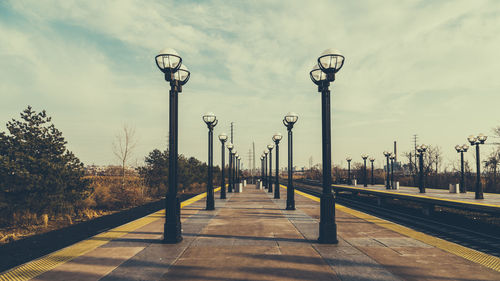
top-left (1, 0), bottom-right (500, 168)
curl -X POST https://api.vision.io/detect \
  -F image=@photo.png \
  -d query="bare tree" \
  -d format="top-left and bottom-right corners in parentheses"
top-left (113, 124), bottom-right (137, 189)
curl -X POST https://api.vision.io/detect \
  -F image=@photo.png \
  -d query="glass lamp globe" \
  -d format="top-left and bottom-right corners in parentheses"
top-left (226, 142), bottom-right (234, 150)
top-left (478, 133), bottom-right (488, 143)
top-left (468, 135), bottom-right (477, 145)
top-left (346, 157), bottom-right (352, 161)
top-left (173, 64), bottom-right (190, 85)
top-left (318, 48), bottom-right (345, 74)
top-left (272, 133), bottom-right (283, 142)
top-left (310, 64), bottom-right (328, 84)
top-left (284, 112), bottom-right (299, 124)
top-left (361, 154), bottom-right (368, 159)
top-left (155, 48), bottom-right (182, 73)
top-left (369, 157), bottom-right (375, 161)
top-left (455, 145), bottom-right (461, 152)
top-left (461, 144), bottom-right (469, 151)
top-left (267, 144), bottom-right (274, 150)
top-left (219, 133), bottom-right (228, 141)
top-left (202, 112), bottom-right (216, 125)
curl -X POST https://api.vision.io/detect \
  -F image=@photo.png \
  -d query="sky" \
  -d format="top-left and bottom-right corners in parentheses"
top-left (1, 0), bottom-right (500, 171)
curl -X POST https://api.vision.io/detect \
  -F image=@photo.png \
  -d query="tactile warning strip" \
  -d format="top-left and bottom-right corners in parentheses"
top-left (284, 185), bottom-right (500, 272)
top-left (0, 188), bottom-right (218, 281)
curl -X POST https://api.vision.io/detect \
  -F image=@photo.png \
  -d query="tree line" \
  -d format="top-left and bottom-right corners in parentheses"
top-left (0, 106), bottom-right (217, 231)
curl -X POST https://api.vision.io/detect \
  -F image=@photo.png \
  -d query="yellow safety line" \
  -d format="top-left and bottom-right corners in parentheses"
top-left (332, 184), bottom-right (500, 208)
top-left (0, 187), bottom-right (219, 281)
top-left (280, 184), bottom-right (500, 272)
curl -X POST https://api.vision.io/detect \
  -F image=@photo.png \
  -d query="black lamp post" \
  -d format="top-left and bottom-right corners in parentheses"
top-left (468, 134), bottom-right (487, 199)
top-left (203, 112), bottom-right (217, 210)
top-left (455, 144), bottom-right (469, 193)
top-left (155, 48), bottom-right (190, 244)
top-left (369, 157), bottom-right (375, 185)
top-left (389, 153), bottom-right (395, 189)
top-left (310, 48), bottom-right (345, 244)
top-left (346, 157), bottom-right (352, 185)
top-left (284, 112), bottom-right (298, 210)
top-left (227, 143), bottom-right (234, 192)
top-left (237, 155), bottom-right (241, 183)
top-left (416, 144), bottom-right (428, 193)
top-left (273, 133), bottom-right (283, 199)
top-left (234, 152), bottom-right (239, 186)
top-left (218, 133), bottom-right (228, 199)
top-left (267, 144), bottom-right (274, 193)
top-left (361, 154), bottom-right (368, 187)
top-left (261, 155), bottom-right (265, 188)
top-left (264, 150), bottom-right (269, 189)
top-left (383, 151), bottom-right (391, 189)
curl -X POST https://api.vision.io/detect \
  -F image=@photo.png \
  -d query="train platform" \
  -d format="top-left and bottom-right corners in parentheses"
top-left (1, 185), bottom-right (499, 281)
top-left (332, 183), bottom-right (500, 214)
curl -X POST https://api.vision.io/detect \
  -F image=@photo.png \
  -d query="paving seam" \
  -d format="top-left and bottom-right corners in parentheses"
top-left (100, 195), bottom-right (229, 281)
top-left (282, 184), bottom-right (500, 273)
top-left (0, 188), bottom-right (221, 281)
top-left (268, 189), bottom-right (402, 281)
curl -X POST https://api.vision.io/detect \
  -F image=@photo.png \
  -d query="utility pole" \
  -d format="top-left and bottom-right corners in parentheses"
top-left (231, 122), bottom-right (234, 143)
top-left (413, 134), bottom-right (418, 170)
top-left (252, 142), bottom-right (256, 177)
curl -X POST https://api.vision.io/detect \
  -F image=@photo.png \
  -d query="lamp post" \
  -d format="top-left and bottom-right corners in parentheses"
top-left (383, 151), bottom-right (391, 189)
top-left (310, 48), bottom-right (344, 244)
top-left (155, 48), bottom-right (190, 243)
top-left (468, 134), bottom-right (487, 199)
top-left (272, 133), bottom-right (283, 199)
top-left (203, 113), bottom-right (217, 210)
top-left (261, 155), bottom-right (265, 187)
top-left (264, 150), bottom-right (269, 189)
top-left (389, 153), bottom-right (395, 189)
top-left (284, 112), bottom-right (298, 210)
top-left (267, 144), bottom-right (274, 193)
top-left (237, 155), bottom-right (241, 183)
top-left (361, 154), bottom-right (368, 187)
top-left (235, 153), bottom-right (239, 184)
top-left (346, 157), bottom-right (352, 185)
top-left (369, 157), bottom-right (375, 185)
top-left (416, 144), bottom-right (428, 193)
top-left (455, 144), bottom-right (469, 193)
top-left (218, 133), bottom-right (228, 199)
top-left (227, 143), bottom-right (234, 192)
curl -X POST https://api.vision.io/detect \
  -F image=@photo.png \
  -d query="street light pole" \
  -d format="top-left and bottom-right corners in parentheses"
top-left (383, 151), bottom-right (391, 189)
top-left (455, 144), bottom-right (469, 193)
top-left (390, 153), bottom-right (395, 189)
top-left (369, 157), bottom-right (375, 185)
top-left (264, 150), bottom-right (268, 189)
top-left (227, 143), bottom-right (234, 193)
top-left (416, 145), bottom-right (428, 193)
top-left (346, 157), bottom-right (352, 185)
top-left (273, 133), bottom-right (283, 199)
top-left (284, 113), bottom-right (298, 210)
top-left (267, 144), bottom-right (274, 193)
top-left (361, 154), bottom-right (368, 187)
top-left (155, 48), bottom-right (190, 244)
top-left (468, 134), bottom-right (487, 199)
top-left (310, 48), bottom-right (345, 244)
top-left (219, 134), bottom-right (228, 199)
top-left (203, 113), bottom-right (218, 210)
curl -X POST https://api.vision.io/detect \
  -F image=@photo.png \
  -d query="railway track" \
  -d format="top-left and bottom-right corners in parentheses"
top-left (293, 181), bottom-right (500, 257)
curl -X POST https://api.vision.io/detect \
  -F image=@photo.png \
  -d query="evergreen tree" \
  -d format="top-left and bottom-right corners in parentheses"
top-left (0, 106), bottom-right (90, 220)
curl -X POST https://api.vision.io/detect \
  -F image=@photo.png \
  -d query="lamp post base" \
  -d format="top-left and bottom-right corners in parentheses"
top-left (318, 194), bottom-right (338, 244)
top-left (285, 204), bottom-right (295, 211)
top-left (163, 197), bottom-right (182, 244)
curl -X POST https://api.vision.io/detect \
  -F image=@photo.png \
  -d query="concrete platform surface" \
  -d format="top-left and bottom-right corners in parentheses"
top-left (2, 185), bottom-right (500, 281)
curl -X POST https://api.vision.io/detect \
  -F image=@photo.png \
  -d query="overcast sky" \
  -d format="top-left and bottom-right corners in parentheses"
top-left (1, 0), bottom-right (499, 170)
